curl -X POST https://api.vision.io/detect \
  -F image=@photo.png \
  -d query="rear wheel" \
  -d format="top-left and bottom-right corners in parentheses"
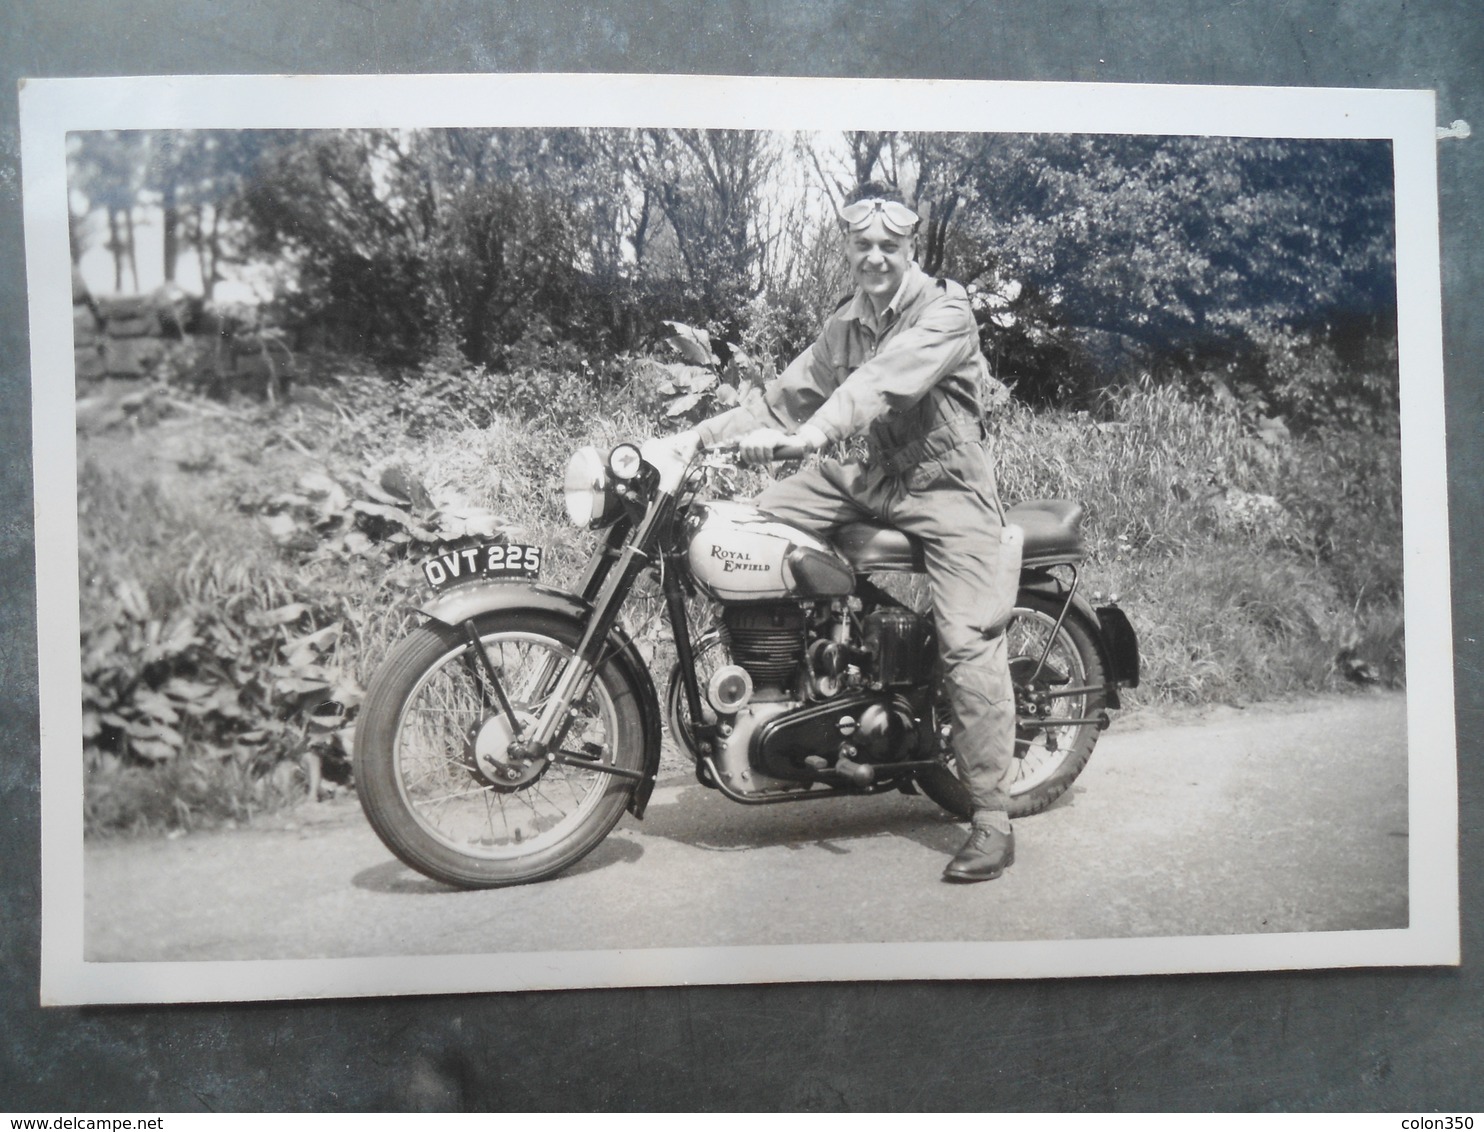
top-left (918, 590), bottom-right (1108, 819)
top-left (354, 610), bottom-right (645, 888)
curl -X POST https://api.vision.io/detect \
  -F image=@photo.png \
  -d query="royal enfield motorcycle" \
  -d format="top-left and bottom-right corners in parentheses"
top-left (354, 437), bottom-right (1140, 889)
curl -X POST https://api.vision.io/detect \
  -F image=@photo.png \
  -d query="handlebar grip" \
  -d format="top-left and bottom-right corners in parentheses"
top-left (700, 437), bottom-right (809, 461)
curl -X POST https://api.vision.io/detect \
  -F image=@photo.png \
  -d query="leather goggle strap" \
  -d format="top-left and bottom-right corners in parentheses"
top-left (839, 198), bottom-right (920, 234)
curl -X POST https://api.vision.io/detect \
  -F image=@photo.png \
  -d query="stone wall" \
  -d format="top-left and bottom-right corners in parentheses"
top-left (72, 273), bottom-right (292, 398)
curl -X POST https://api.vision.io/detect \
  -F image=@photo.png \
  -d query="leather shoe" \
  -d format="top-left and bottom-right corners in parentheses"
top-left (943, 824), bottom-right (1015, 882)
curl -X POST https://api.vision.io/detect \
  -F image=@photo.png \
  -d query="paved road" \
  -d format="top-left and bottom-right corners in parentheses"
top-left (85, 692), bottom-right (1408, 961)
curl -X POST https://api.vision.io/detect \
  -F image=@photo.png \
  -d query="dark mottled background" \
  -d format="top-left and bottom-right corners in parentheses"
top-left (1, 1), bottom-right (1480, 1112)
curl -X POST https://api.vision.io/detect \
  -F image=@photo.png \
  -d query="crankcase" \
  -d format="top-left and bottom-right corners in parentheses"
top-left (751, 691), bottom-right (924, 783)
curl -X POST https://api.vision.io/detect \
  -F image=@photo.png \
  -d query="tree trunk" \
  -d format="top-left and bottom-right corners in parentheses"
top-left (68, 202), bottom-right (86, 266)
top-left (185, 207), bottom-right (203, 295)
top-left (123, 207), bottom-right (140, 292)
top-left (162, 180), bottom-right (179, 284)
top-left (107, 208), bottom-right (124, 292)
top-left (849, 132), bottom-right (887, 188)
top-left (921, 196), bottom-right (957, 278)
top-left (203, 206), bottom-right (222, 301)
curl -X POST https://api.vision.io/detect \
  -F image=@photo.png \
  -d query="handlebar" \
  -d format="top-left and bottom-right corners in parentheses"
top-left (700, 436), bottom-right (810, 462)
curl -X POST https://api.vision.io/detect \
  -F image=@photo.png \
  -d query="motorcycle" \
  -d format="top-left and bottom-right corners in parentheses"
top-left (353, 435), bottom-right (1141, 889)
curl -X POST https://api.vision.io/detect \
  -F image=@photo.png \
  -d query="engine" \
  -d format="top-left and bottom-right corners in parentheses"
top-left (671, 598), bottom-right (937, 797)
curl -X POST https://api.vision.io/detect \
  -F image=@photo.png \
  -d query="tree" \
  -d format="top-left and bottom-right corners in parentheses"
top-left (623, 128), bottom-right (783, 336)
top-left (237, 128), bottom-right (642, 366)
top-left (69, 129), bottom-right (285, 298)
top-left (70, 124), bottom-right (1397, 426)
top-left (69, 132), bottom-right (148, 291)
top-left (233, 127), bottom-right (802, 368)
top-left (158, 131), bottom-right (274, 298)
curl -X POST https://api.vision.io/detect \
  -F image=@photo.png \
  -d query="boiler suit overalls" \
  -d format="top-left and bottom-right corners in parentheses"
top-left (697, 263), bottom-right (1018, 813)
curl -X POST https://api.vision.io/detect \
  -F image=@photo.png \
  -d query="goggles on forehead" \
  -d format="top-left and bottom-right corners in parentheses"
top-left (838, 198), bottom-right (920, 235)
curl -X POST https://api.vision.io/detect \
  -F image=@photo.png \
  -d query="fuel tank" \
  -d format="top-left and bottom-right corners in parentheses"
top-left (684, 501), bottom-right (854, 603)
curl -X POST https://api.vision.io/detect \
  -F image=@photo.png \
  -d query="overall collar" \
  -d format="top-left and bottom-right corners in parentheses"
top-left (842, 262), bottom-right (926, 332)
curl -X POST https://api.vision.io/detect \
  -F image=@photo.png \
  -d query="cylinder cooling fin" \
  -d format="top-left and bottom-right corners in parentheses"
top-left (721, 604), bottom-right (806, 688)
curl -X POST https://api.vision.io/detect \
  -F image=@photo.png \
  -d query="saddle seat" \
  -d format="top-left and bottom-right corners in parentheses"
top-left (833, 499), bottom-right (1085, 573)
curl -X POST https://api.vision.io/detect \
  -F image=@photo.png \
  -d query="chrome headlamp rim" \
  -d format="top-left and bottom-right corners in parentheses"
top-left (563, 445), bottom-right (612, 528)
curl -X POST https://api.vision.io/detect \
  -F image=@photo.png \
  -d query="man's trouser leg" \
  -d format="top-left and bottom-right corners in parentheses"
top-left (753, 457), bottom-right (877, 532)
top-left (883, 442), bottom-right (1018, 813)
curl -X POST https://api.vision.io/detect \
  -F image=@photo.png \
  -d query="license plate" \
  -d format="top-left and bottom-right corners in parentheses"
top-left (421, 542), bottom-right (542, 590)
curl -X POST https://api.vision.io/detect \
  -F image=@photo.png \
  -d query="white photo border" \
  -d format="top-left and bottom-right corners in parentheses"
top-left (21, 73), bottom-right (1458, 1005)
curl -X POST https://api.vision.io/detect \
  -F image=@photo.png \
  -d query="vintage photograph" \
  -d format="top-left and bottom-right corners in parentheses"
top-left (23, 75), bottom-right (1457, 1004)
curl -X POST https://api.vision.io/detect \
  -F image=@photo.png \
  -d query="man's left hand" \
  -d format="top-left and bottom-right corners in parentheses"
top-left (737, 424), bottom-right (828, 464)
top-left (736, 427), bottom-right (791, 465)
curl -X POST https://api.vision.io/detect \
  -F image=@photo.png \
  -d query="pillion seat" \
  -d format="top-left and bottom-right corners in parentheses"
top-left (833, 499), bottom-right (1086, 573)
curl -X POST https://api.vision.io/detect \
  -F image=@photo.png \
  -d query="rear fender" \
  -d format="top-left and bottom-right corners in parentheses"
top-left (417, 582), bottom-right (663, 818)
top-left (1016, 571), bottom-right (1138, 708)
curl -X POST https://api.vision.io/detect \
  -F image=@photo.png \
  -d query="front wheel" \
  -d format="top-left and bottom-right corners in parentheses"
top-left (354, 610), bottom-right (646, 888)
top-left (917, 590), bottom-right (1109, 820)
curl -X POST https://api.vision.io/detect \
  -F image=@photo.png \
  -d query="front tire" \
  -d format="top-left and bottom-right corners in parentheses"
top-left (918, 590), bottom-right (1109, 820)
top-left (354, 610), bottom-right (646, 888)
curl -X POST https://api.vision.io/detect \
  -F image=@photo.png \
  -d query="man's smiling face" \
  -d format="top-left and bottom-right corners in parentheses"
top-left (844, 214), bottom-right (915, 313)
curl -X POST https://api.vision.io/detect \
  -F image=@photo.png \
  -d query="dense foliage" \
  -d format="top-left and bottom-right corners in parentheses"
top-left (70, 127), bottom-right (1397, 425)
top-left (909, 133), bottom-right (1396, 414)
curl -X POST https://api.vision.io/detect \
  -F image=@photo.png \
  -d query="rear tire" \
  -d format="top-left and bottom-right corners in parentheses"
top-left (918, 590), bottom-right (1108, 820)
top-left (354, 610), bottom-right (646, 888)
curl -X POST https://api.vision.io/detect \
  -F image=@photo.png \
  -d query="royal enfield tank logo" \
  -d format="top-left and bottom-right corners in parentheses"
top-left (710, 544), bottom-right (772, 573)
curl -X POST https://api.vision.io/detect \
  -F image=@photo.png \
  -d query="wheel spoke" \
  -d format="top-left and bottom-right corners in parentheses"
top-left (416, 783), bottom-right (494, 807)
top-left (390, 628), bottom-right (624, 861)
top-left (480, 786), bottom-right (498, 841)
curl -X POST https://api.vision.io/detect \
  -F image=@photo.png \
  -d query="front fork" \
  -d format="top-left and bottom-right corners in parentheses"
top-left (509, 497), bottom-right (676, 763)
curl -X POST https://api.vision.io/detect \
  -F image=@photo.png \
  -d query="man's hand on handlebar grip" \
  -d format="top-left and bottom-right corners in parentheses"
top-left (735, 427), bottom-right (792, 464)
top-left (729, 423), bottom-right (826, 464)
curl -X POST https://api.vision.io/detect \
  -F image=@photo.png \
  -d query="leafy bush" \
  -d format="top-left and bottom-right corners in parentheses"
top-left (78, 460), bottom-right (356, 831)
top-left (1250, 323), bottom-right (1400, 434)
top-left (650, 321), bottom-right (771, 424)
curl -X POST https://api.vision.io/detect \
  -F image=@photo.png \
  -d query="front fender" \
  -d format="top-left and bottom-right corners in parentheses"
top-left (417, 581), bottom-right (664, 819)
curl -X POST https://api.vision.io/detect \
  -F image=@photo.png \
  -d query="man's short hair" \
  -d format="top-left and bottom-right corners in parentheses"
top-left (842, 180), bottom-right (908, 208)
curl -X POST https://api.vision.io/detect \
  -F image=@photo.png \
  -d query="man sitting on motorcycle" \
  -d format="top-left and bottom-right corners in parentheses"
top-left (669, 183), bottom-right (1021, 883)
